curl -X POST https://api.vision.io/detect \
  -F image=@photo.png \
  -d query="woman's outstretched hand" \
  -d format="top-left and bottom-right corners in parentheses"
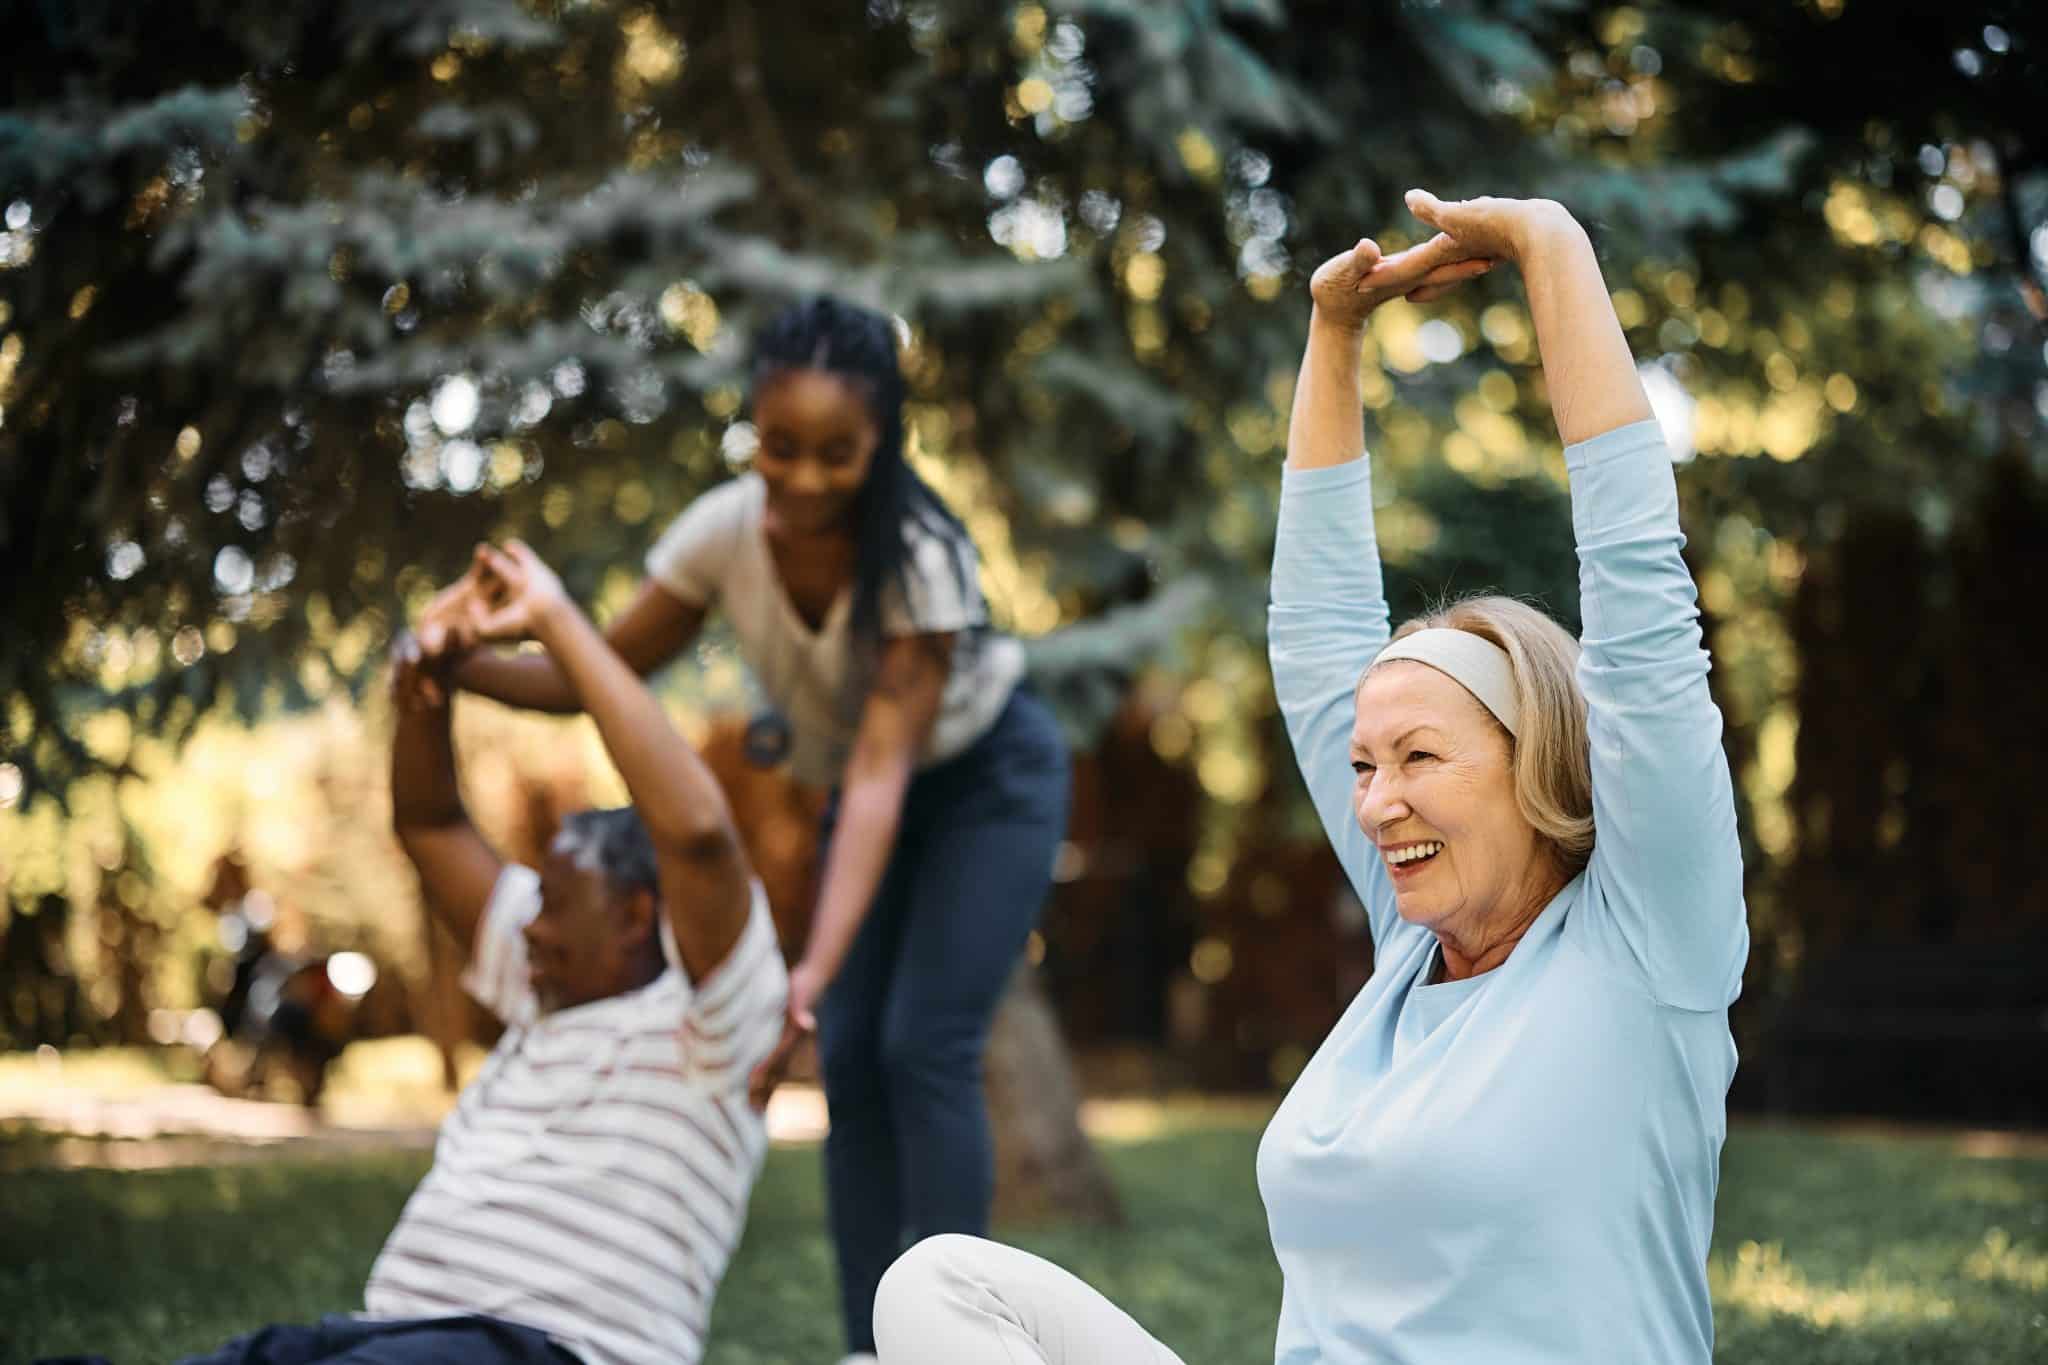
top-left (469, 540), bottom-right (575, 644)
top-left (747, 958), bottom-right (824, 1112)
top-left (1309, 235), bottom-right (1495, 329)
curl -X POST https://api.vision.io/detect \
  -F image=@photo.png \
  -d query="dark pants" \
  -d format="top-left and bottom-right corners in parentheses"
top-left (815, 687), bottom-right (1071, 1352)
top-left (40, 1313), bottom-right (580, 1365)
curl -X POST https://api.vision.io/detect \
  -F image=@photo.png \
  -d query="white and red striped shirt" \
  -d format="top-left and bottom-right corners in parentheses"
top-left (365, 865), bottom-right (788, 1365)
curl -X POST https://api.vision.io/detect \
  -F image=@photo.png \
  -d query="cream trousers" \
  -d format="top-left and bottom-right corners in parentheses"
top-left (874, 1234), bottom-right (1190, 1365)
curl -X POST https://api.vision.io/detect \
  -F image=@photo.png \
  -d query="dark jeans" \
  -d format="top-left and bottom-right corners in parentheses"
top-left (40, 1312), bottom-right (581, 1365)
top-left (815, 687), bottom-right (1072, 1352)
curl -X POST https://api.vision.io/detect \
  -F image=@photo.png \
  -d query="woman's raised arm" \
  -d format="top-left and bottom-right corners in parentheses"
top-left (1406, 190), bottom-right (1746, 1009)
top-left (1270, 238), bottom-right (1494, 946)
top-left (1404, 191), bottom-right (1650, 447)
top-left (447, 576), bottom-right (705, 714)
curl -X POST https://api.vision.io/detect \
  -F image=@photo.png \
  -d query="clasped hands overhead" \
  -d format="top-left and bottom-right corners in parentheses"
top-left (388, 540), bottom-right (566, 712)
top-left (1308, 188), bottom-right (1581, 328)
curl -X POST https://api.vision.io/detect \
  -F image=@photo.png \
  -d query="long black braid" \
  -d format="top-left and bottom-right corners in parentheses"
top-left (750, 296), bottom-right (981, 671)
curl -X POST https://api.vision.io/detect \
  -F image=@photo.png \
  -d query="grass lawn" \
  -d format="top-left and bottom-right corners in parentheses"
top-left (4, 1114), bottom-right (2045, 1363)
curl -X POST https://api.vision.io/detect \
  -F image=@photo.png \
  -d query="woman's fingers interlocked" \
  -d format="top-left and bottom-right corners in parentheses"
top-left (1310, 234), bottom-right (1497, 326)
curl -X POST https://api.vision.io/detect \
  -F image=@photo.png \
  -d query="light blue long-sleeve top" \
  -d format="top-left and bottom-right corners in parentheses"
top-left (1255, 419), bottom-right (1749, 1365)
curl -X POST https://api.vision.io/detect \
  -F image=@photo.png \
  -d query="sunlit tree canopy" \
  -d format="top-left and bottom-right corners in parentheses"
top-left (1, 3), bottom-right (2043, 1064)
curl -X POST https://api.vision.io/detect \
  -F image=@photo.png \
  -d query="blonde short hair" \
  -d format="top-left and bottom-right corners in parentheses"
top-left (1385, 595), bottom-right (1594, 875)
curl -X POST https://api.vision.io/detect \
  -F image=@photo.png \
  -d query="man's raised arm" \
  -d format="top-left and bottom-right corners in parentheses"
top-left (470, 542), bottom-right (755, 984)
top-left (389, 633), bottom-right (505, 952)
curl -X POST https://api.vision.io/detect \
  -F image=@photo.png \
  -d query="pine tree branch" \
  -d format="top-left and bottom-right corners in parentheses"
top-left (1992, 143), bottom-right (2048, 333)
top-left (725, 0), bottom-right (824, 242)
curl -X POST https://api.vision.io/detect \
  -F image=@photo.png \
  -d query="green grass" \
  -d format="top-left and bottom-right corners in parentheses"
top-left (4, 1118), bottom-right (2045, 1363)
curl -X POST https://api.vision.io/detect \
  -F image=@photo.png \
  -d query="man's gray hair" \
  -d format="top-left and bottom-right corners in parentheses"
top-left (553, 807), bottom-right (660, 899)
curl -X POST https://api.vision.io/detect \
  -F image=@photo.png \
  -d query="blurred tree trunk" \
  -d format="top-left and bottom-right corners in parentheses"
top-left (420, 915), bottom-right (490, 1090)
top-left (1786, 514), bottom-right (1932, 953)
top-left (703, 718), bottom-right (1124, 1225)
top-left (986, 963), bottom-right (1123, 1226)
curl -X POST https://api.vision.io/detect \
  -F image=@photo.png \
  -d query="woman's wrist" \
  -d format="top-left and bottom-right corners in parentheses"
top-left (1308, 303), bottom-right (1370, 340)
top-left (795, 951), bottom-right (838, 989)
top-left (1508, 201), bottom-right (1588, 268)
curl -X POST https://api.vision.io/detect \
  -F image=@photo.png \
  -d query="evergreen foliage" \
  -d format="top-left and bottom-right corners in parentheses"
top-left (1, 1), bottom-right (2042, 984)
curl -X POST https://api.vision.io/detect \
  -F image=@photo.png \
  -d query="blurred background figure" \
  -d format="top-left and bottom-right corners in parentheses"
top-left (197, 854), bottom-right (390, 1108)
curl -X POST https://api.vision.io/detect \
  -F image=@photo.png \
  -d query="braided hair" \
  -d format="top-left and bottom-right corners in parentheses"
top-left (750, 295), bottom-right (979, 665)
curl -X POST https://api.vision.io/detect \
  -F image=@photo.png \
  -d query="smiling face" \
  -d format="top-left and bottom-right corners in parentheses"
top-left (751, 368), bottom-right (883, 535)
top-left (525, 838), bottom-right (659, 1012)
top-left (1351, 660), bottom-right (1560, 948)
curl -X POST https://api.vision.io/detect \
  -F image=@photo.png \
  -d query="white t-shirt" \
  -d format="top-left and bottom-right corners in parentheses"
top-left (364, 866), bottom-right (787, 1365)
top-left (644, 474), bottom-right (1027, 786)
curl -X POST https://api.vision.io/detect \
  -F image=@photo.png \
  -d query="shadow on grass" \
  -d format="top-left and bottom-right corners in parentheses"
top-left (1708, 1126), bottom-right (2048, 1365)
top-left (5, 1118), bottom-right (2044, 1364)
top-left (1, 1151), bottom-right (431, 1362)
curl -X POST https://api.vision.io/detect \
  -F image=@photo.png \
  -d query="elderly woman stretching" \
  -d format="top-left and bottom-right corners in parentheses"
top-left (871, 190), bottom-right (1749, 1364)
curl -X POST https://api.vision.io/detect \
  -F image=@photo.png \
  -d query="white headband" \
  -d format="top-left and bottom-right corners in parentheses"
top-left (1364, 628), bottom-right (1521, 738)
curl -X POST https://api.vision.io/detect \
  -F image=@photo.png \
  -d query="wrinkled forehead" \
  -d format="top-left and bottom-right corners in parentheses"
top-left (540, 836), bottom-right (613, 911)
top-left (549, 827), bottom-right (605, 874)
top-left (1352, 659), bottom-right (1498, 748)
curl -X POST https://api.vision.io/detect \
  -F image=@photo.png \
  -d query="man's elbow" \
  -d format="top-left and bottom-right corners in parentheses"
top-left (392, 803), bottom-right (469, 851)
top-left (391, 821), bottom-right (432, 878)
top-left (646, 806), bottom-right (743, 865)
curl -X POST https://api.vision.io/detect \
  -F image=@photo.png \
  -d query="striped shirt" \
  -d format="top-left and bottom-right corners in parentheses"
top-left (364, 865), bottom-right (788, 1365)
